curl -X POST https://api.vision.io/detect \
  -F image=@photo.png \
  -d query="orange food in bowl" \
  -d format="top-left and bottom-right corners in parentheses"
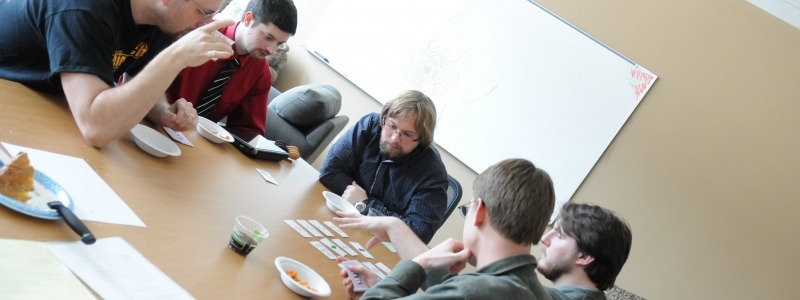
top-left (286, 270), bottom-right (317, 292)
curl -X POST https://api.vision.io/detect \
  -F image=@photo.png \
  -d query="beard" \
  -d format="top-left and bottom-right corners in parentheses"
top-left (536, 255), bottom-right (573, 282)
top-left (379, 139), bottom-right (408, 160)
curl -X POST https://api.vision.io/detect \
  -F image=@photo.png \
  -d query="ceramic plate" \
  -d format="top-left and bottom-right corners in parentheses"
top-left (0, 161), bottom-right (74, 220)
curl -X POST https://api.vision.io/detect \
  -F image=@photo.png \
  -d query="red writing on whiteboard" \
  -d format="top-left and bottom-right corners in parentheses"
top-left (629, 66), bottom-right (655, 100)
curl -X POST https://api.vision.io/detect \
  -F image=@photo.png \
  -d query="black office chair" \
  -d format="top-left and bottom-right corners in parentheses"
top-left (443, 175), bottom-right (463, 221)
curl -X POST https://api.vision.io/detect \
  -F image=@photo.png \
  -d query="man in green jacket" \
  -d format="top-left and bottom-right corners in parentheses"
top-left (334, 178), bottom-right (633, 300)
top-left (334, 158), bottom-right (556, 299)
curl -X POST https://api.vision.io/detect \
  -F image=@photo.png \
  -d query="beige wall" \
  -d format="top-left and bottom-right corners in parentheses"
top-left (275, 0), bottom-right (800, 299)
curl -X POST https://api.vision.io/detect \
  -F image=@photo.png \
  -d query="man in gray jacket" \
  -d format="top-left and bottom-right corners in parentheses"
top-left (334, 158), bottom-right (555, 299)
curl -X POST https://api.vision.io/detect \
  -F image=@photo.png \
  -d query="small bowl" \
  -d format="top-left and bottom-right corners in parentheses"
top-left (196, 117), bottom-right (234, 143)
top-left (275, 256), bottom-right (331, 297)
top-left (130, 124), bottom-right (181, 157)
top-left (322, 191), bottom-right (360, 214)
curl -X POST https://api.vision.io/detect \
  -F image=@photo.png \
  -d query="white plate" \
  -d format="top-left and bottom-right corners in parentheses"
top-left (0, 161), bottom-right (74, 220)
top-left (275, 256), bottom-right (331, 297)
top-left (130, 124), bottom-right (181, 157)
top-left (196, 117), bottom-right (234, 143)
top-left (322, 191), bottom-right (360, 214)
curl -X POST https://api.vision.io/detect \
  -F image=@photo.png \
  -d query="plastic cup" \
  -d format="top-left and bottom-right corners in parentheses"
top-left (229, 216), bottom-right (269, 255)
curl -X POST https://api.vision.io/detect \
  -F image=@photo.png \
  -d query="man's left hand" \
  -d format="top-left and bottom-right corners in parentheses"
top-left (412, 238), bottom-right (471, 274)
top-left (158, 98), bottom-right (198, 131)
top-left (343, 181), bottom-right (368, 205)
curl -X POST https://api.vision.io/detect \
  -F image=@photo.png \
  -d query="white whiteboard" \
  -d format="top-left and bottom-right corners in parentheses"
top-left (306, 0), bottom-right (657, 220)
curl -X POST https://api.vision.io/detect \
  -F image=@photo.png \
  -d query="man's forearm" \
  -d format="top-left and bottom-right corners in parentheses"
top-left (386, 219), bottom-right (430, 259)
top-left (145, 95), bottom-right (172, 125)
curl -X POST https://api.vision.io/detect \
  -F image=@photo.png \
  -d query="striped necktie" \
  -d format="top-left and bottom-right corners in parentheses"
top-left (197, 58), bottom-right (240, 117)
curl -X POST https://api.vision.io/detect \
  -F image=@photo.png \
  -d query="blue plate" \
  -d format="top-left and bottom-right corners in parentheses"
top-left (0, 161), bottom-right (74, 220)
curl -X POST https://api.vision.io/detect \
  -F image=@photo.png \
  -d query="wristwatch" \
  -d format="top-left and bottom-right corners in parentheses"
top-left (355, 201), bottom-right (368, 214)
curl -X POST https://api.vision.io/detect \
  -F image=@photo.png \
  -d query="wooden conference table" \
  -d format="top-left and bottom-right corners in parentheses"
top-left (0, 79), bottom-right (397, 298)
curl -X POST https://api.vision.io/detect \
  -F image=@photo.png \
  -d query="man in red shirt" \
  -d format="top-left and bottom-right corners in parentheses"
top-left (167, 0), bottom-right (297, 138)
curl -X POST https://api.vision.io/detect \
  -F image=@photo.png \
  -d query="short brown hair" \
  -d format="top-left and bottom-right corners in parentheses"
top-left (558, 203), bottom-right (632, 290)
top-left (380, 90), bottom-right (437, 147)
top-left (473, 158), bottom-right (555, 245)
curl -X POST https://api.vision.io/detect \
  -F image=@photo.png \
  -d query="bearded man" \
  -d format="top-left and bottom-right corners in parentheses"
top-left (319, 90), bottom-right (448, 243)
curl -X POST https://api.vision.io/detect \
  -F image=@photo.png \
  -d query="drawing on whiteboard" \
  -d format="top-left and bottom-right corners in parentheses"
top-left (629, 65), bottom-right (656, 101)
top-left (390, 14), bottom-right (499, 121)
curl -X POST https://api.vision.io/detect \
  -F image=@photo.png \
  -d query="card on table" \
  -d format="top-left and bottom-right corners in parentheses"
top-left (332, 239), bottom-right (358, 256)
top-left (361, 261), bottom-right (386, 279)
top-left (284, 220), bottom-right (311, 238)
top-left (310, 241), bottom-right (336, 260)
top-left (256, 168), bottom-right (278, 185)
top-left (323, 221), bottom-right (349, 238)
top-left (308, 220), bottom-right (334, 237)
top-left (296, 220), bottom-right (323, 237)
top-left (320, 238), bottom-right (347, 257)
top-left (375, 262), bottom-right (392, 274)
top-left (163, 127), bottom-right (194, 147)
top-left (382, 242), bottom-right (397, 253)
top-left (349, 241), bottom-right (374, 259)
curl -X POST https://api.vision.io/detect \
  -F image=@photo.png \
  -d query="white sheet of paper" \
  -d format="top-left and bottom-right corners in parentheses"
top-left (2, 143), bottom-right (145, 227)
top-left (0, 238), bottom-right (94, 299)
top-left (256, 168), bottom-right (278, 185)
top-left (163, 127), bottom-right (194, 147)
top-left (46, 237), bottom-right (193, 300)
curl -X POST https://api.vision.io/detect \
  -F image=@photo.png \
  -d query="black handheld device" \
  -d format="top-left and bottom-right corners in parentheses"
top-left (230, 131), bottom-right (289, 161)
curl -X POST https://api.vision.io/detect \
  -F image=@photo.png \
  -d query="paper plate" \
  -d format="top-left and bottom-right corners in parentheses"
top-left (130, 124), bottom-right (181, 157)
top-left (323, 191), bottom-right (360, 214)
top-left (196, 117), bottom-right (234, 143)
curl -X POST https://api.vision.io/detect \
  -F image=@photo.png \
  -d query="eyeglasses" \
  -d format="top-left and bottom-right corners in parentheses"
top-left (189, 0), bottom-right (217, 19)
top-left (457, 201), bottom-right (475, 217)
top-left (381, 117), bottom-right (420, 142)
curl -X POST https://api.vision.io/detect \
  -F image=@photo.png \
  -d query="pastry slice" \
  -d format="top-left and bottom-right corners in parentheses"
top-left (0, 152), bottom-right (35, 201)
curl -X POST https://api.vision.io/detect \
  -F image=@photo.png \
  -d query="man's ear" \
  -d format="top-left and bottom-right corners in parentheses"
top-left (243, 11), bottom-right (254, 26)
top-left (575, 252), bottom-right (595, 267)
top-left (473, 198), bottom-right (486, 226)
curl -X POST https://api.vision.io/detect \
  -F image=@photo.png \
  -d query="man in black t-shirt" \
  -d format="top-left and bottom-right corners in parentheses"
top-left (0, 0), bottom-right (236, 148)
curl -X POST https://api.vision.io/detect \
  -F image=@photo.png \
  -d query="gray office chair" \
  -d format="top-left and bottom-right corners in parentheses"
top-left (605, 286), bottom-right (646, 300)
top-left (443, 175), bottom-right (463, 221)
top-left (264, 84), bottom-right (349, 163)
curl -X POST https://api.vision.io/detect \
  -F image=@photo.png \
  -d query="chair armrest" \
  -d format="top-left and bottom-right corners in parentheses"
top-left (303, 115), bottom-right (349, 162)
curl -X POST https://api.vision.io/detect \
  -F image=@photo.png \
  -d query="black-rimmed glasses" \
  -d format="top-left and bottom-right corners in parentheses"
top-left (381, 116), bottom-right (420, 142)
top-left (457, 201), bottom-right (475, 217)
